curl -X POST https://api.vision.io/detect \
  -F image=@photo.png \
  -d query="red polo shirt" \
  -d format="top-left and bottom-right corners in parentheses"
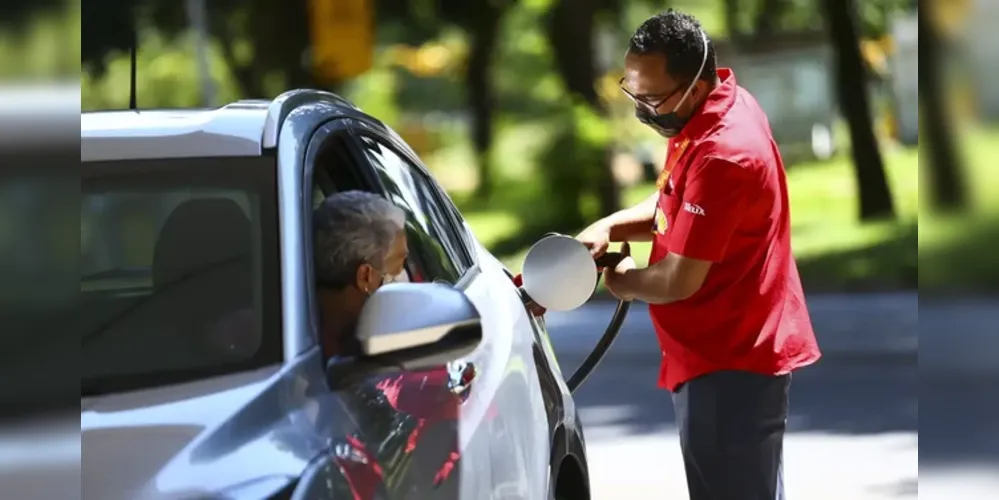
top-left (648, 68), bottom-right (821, 391)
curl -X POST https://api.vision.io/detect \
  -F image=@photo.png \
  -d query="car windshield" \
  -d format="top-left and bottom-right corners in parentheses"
top-left (81, 157), bottom-right (282, 396)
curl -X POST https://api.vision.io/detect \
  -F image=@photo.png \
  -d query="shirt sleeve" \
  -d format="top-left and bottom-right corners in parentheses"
top-left (667, 156), bottom-right (756, 262)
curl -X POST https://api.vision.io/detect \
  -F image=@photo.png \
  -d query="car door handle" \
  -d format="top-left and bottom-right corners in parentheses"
top-left (447, 361), bottom-right (476, 400)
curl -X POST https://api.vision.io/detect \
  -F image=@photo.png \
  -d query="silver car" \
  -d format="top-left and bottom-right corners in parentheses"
top-left (80, 90), bottom-right (590, 499)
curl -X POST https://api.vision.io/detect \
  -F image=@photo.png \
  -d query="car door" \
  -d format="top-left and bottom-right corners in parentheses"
top-left (297, 120), bottom-right (455, 500)
top-left (350, 128), bottom-right (550, 499)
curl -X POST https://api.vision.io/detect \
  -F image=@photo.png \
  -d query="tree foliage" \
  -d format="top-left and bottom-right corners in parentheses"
top-left (81, 0), bottom-right (138, 75)
top-left (721, 0), bottom-right (914, 40)
top-left (77, 0), bottom-right (916, 226)
top-left (82, 0), bottom-right (314, 96)
top-left (0, 0), bottom-right (67, 32)
top-left (374, 0), bottom-right (520, 198)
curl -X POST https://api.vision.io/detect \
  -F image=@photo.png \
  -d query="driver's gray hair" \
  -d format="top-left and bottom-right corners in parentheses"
top-left (313, 190), bottom-right (407, 289)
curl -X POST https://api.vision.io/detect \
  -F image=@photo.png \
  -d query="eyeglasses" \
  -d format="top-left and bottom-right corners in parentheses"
top-left (619, 77), bottom-right (686, 112)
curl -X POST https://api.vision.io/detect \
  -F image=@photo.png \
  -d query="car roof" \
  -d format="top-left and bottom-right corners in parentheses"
top-left (81, 101), bottom-right (272, 162)
top-left (80, 91), bottom-right (375, 164)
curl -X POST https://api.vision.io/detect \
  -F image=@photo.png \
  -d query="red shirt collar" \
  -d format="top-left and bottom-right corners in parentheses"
top-left (676, 68), bottom-right (738, 142)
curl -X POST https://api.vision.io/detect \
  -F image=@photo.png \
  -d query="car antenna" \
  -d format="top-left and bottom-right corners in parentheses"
top-left (128, 22), bottom-right (138, 111)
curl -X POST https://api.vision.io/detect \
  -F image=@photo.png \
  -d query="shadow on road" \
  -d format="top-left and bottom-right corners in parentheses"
top-left (550, 326), bottom-right (993, 469)
top-left (546, 291), bottom-right (999, 466)
top-left (559, 349), bottom-right (917, 433)
top-left (920, 375), bottom-right (999, 465)
top-left (560, 339), bottom-right (999, 464)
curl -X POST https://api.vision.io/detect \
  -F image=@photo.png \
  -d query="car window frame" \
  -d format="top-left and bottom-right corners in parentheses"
top-left (349, 127), bottom-right (477, 283)
top-left (379, 131), bottom-right (478, 269)
top-left (301, 118), bottom-right (381, 348)
top-left (351, 134), bottom-right (451, 284)
top-left (427, 178), bottom-right (479, 267)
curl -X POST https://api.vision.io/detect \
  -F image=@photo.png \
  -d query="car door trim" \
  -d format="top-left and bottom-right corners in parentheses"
top-left (297, 118), bottom-right (370, 358)
top-left (277, 106), bottom-right (363, 361)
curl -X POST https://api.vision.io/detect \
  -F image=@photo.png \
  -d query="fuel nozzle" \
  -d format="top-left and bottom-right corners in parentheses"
top-left (593, 252), bottom-right (626, 270)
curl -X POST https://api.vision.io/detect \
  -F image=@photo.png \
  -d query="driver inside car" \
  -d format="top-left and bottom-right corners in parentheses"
top-left (312, 190), bottom-right (471, 495)
top-left (313, 190), bottom-right (410, 358)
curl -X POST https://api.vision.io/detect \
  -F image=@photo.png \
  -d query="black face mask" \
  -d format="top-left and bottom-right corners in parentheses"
top-left (635, 105), bottom-right (689, 138)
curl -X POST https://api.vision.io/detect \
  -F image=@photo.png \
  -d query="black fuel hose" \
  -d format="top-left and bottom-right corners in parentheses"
top-left (565, 250), bottom-right (632, 393)
top-left (566, 298), bottom-right (630, 393)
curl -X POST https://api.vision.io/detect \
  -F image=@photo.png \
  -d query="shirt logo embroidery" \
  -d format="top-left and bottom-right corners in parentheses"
top-left (654, 205), bottom-right (669, 235)
top-left (683, 202), bottom-right (705, 216)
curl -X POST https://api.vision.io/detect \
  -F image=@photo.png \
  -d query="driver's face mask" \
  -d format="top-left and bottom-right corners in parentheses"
top-left (379, 269), bottom-right (409, 287)
top-left (357, 266), bottom-right (409, 296)
top-left (633, 30), bottom-right (710, 138)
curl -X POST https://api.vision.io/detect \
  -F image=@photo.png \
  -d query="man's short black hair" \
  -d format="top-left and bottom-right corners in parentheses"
top-left (628, 9), bottom-right (718, 83)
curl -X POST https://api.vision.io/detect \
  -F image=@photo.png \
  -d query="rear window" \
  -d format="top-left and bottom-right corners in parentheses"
top-left (81, 157), bottom-right (282, 395)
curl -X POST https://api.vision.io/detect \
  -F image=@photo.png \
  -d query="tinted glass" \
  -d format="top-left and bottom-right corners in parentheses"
top-left (0, 173), bottom-right (78, 415)
top-left (81, 157), bottom-right (282, 395)
top-left (428, 181), bottom-right (477, 269)
top-left (409, 177), bottom-right (472, 271)
top-left (357, 136), bottom-right (462, 283)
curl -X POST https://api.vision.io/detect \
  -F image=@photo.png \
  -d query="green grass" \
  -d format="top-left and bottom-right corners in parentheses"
top-left (462, 125), bottom-right (999, 293)
top-left (916, 125), bottom-right (999, 294)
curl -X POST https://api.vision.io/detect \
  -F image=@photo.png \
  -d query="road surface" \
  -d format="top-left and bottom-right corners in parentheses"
top-left (545, 294), bottom-right (999, 499)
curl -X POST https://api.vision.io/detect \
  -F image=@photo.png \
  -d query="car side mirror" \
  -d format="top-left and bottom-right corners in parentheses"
top-left (325, 282), bottom-right (482, 389)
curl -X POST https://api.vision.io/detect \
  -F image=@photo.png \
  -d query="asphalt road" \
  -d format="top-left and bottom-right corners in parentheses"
top-left (545, 296), bottom-right (999, 499)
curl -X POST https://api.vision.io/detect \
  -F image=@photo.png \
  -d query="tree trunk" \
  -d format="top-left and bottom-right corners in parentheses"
top-left (918, 0), bottom-right (967, 212)
top-left (822, 0), bottom-right (895, 221)
top-left (755, 0), bottom-right (789, 38)
top-left (547, 0), bottom-right (600, 106)
top-left (280, 0), bottom-right (318, 91)
top-left (212, 12), bottom-right (266, 99)
top-left (722, 0), bottom-right (741, 39)
top-left (546, 0), bottom-right (619, 218)
top-left (217, 37), bottom-right (265, 98)
top-left (467, 10), bottom-right (502, 200)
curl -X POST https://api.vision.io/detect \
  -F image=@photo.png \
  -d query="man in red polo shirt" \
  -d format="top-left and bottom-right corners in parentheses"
top-left (577, 9), bottom-right (820, 500)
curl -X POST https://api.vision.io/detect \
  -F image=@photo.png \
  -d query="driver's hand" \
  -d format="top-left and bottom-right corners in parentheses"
top-left (575, 223), bottom-right (611, 259)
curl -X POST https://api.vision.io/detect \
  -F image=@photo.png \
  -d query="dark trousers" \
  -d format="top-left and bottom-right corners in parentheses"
top-left (671, 370), bottom-right (790, 500)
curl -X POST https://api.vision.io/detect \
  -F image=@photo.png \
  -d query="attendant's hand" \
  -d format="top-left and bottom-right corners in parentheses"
top-left (602, 242), bottom-right (637, 301)
top-left (576, 222), bottom-right (612, 259)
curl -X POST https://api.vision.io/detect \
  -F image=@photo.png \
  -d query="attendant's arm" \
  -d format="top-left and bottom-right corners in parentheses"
top-left (615, 157), bottom-right (756, 304)
top-left (594, 191), bottom-right (659, 243)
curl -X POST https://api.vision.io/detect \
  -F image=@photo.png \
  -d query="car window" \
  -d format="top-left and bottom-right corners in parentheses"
top-left (81, 157), bottom-right (282, 395)
top-left (356, 135), bottom-right (463, 284)
top-left (429, 182), bottom-right (477, 268)
top-left (410, 174), bottom-right (475, 270)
